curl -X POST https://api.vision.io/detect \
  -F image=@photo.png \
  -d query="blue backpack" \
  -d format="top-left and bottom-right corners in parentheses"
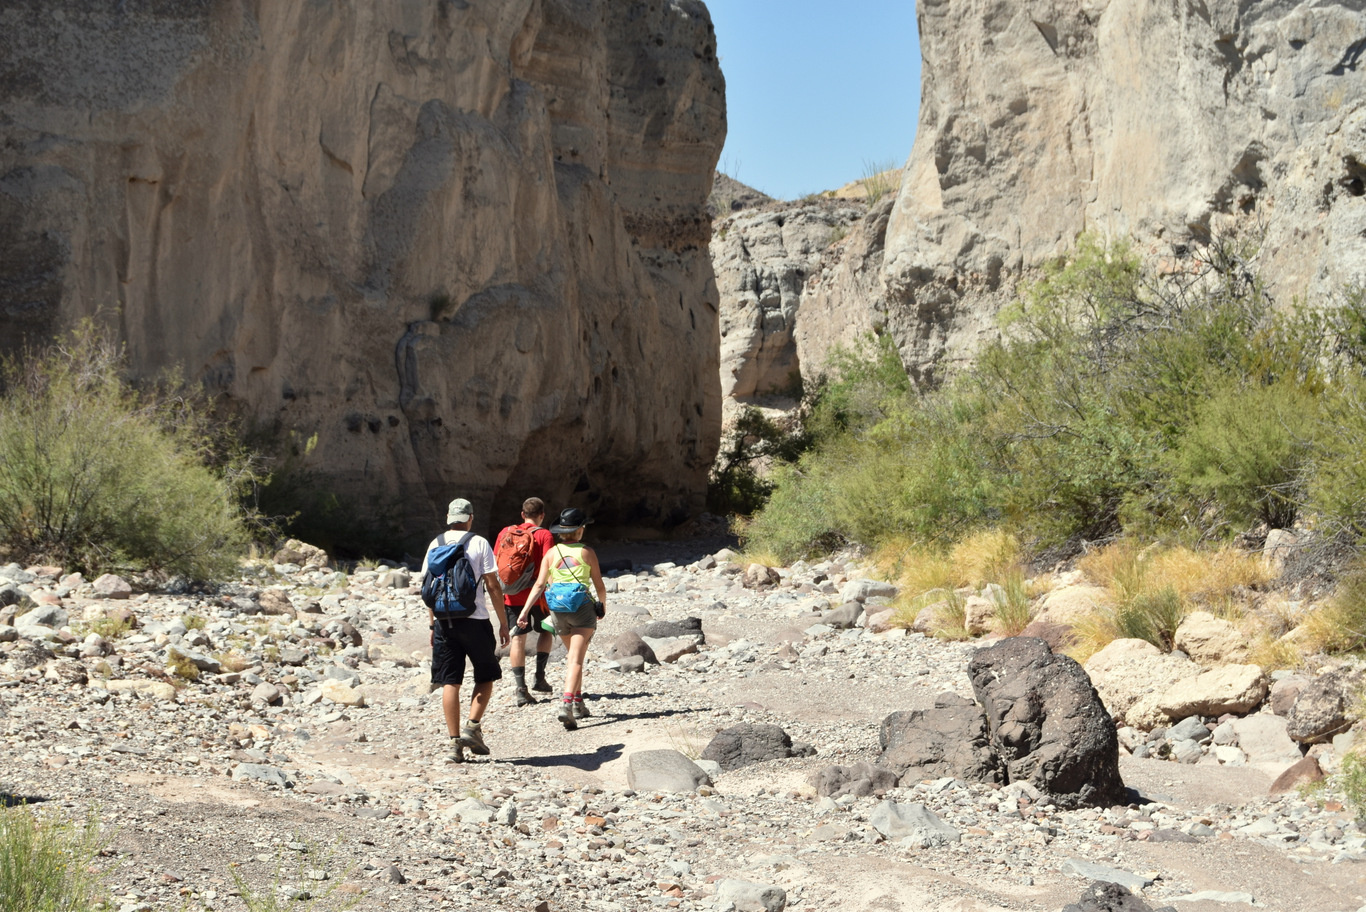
top-left (420, 532), bottom-right (480, 619)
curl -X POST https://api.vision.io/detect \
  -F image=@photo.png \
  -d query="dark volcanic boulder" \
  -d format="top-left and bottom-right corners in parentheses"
top-left (701, 723), bottom-right (796, 771)
top-left (968, 637), bottom-right (1127, 808)
top-left (878, 692), bottom-right (1004, 785)
top-left (1062, 881), bottom-right (1174, 912)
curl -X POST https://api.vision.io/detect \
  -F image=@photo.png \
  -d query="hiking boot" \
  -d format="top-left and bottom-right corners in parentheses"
top-left (557, 703), bottom-right (578, 731)
top-left (514, 683), bottom-right (538, 706)
top-left (573, 699), bottom-right (591, 719)
top-left (458, 723), bottom-right (490, 755)
top-left (448, 738), bottom-right (465, 764)
top-left (532, 672), bottom-right (553, 694)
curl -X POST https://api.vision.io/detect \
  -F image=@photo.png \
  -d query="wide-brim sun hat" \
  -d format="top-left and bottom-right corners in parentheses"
top-left (549, 507), bottom-right (592, 534)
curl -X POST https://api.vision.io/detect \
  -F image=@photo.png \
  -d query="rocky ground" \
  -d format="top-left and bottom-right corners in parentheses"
top-left (3, 538), bottom-right (1366, 912)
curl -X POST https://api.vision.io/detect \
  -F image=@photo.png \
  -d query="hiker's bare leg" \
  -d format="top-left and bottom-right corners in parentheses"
top-left (468, 681), bottom-right (494, 723)
top-left (442, 684), bottom-right (461, 736)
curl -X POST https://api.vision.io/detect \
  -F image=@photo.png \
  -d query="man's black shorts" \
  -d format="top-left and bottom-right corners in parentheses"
top-left (509, 603), bottom-right (549, 637)
top-left (431, 618), bottom-right (502, 686)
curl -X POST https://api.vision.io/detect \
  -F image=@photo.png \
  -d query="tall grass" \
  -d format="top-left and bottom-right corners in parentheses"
top-left (0, 805), bottom-right (109, 912)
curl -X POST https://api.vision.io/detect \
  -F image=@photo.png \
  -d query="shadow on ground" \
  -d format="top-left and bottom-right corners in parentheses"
top-left (2, 791), bottom-right (49, 808)
top-left (507, 742), bottom-right (626, 771)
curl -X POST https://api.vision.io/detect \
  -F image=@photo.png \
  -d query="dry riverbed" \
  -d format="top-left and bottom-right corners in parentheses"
top-left (2, 539), bottom-right (1364, 912)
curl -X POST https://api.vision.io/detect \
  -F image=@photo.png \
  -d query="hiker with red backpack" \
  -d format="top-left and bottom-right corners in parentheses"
top-left (494, 497), bottom-right (556, 706)
top-left (420, 497), bottom-right (510, 763)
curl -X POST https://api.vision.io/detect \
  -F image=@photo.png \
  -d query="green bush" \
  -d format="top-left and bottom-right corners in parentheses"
top-left (0, 325), bottom-right (253, 578)
top-left (1169, 380), bottom-right (1317, 530)
top-left (745, 232), bottom-right (1366, 565)
top-left (708, 407), bottom-right (811, 517)
top-left (0, 804), bottom-right (109, 912)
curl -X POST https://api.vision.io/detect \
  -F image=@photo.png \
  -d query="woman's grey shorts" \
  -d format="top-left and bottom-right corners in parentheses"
top-left (550, 602), bottom-right (598, 634)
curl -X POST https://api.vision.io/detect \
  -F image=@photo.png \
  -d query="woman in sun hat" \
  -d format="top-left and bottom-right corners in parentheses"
top-left (516, 507), bottom-right (606, 730)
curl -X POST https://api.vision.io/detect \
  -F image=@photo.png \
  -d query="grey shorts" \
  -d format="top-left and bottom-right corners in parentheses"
top-left (550, 602), bottom-right (598, 635)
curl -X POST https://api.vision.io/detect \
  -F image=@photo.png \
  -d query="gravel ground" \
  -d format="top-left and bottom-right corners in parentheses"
top-left (2, 540), bottom-right (1364, 912)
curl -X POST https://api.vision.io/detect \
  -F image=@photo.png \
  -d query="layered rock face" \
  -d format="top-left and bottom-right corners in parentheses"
top-left (711, 199), bottom-right (867, 407)
top-left (882, 0), bottom-right (1366, 380)
top-left (0, 0), bottom-right (725, 543)
top-left (720, 0), bottom-right (1366, 395)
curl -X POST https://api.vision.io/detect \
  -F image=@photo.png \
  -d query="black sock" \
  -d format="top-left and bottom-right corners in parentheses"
top-left (535, 651), bottom-right (550, 677)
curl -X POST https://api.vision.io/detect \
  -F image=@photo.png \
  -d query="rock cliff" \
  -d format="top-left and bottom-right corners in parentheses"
top-left (719, 0), bottom-right (1366, 397)
top-left (0, 0), bottom-right (725, 544)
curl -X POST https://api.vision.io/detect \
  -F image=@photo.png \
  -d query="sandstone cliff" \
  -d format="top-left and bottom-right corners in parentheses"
top-left (0, 0), bottom-right (725, 545)
top-left (719, 0), bottom-right (1366, 398)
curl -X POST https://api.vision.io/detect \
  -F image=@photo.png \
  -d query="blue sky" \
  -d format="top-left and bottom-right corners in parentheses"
top-left (706, 0), bottom-right (922, 201)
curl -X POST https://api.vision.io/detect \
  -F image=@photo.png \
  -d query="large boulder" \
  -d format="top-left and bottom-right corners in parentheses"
top-left (1173, 611), bottom-right (1248, 664)
top-left (1084, 639), bottom-right (1200, 725)
top-left (1286, 667), bottom-right (1365, 744)
top-left (0, 1), bottom-right (726, 537)
top-left (968, 637), bottom-right (1127, 808)
top-left (626, 750), bottom-right (712, 793)
top-left (1035, 585), bottom-right (1111, 626)
top-left (1228, 713), bottom-right (1303, 767)
top-left (878, 692), bottom-right (1003, 786)
top-left (1155, 664), bottom-right (1268, 720)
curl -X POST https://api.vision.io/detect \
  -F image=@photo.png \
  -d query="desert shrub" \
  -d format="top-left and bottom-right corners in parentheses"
top-left (737, 460), bottom-right (845, 562)
top-left (709, 407), bottom-right (811, 517)
top-left (1169, 380), bottom-right (1317, 530)
top-left (0, 326), bottom-right (254, 578)
top-left (166, 649), bottom-right (200, 682)
top-left (1113, 586), bottom-right (1186, 650)
top-left (0, 804), bottom-right (109, 912)
top-left (1309, 373), bottom-right (1366, 540)
top-left (84, 617), bottom-right (133, 640)
top-left (747, 233), bottom-right (1365, 564)
top-left (872, 538), bottom-right (955, 596)
top-left (1338, 749), bottom-right (1366, 820)
top-left (804, 332), bottom-right (910, 443)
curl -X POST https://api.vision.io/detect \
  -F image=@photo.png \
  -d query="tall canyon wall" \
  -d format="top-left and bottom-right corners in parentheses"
top-left (718, 0), bottom-right (1366, 402)
top-left (0, 0), bottom-right (725, 545)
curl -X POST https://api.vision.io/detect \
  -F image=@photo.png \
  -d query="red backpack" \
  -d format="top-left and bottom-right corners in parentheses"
top-left (496, 525), bottom-right (537, 594)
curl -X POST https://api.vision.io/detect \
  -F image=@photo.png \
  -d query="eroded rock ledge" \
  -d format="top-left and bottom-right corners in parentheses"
top-left (0, 0), bottom-right (726, 544)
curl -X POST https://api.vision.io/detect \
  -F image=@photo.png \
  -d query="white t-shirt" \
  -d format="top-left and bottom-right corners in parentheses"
top-left (420, 532), bottom-right (497, 621)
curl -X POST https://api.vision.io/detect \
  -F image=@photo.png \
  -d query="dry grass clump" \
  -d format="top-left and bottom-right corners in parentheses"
top-left (1073, 541), bottom-right (1272, 657)
top-left (949, 529), bottom-right (1023, 589)
top-left (930, 589), bottom-right (971, 640)
top-left (873, 537), bottom-right (956, 595)
top-left (1146, 545), bottom-right (1270, 606)
top-left (1245, 632), bottom-right (1306, 672)
top-left (991, 569), bottom-right (1034, 636)
top-left (1303, 561), bottom-right (1366, 654)
top-left (734, 547), bottom-right (783, 569)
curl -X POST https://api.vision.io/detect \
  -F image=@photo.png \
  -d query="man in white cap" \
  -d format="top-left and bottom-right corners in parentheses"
top-left (420, 497), bottom-right (510, 761)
